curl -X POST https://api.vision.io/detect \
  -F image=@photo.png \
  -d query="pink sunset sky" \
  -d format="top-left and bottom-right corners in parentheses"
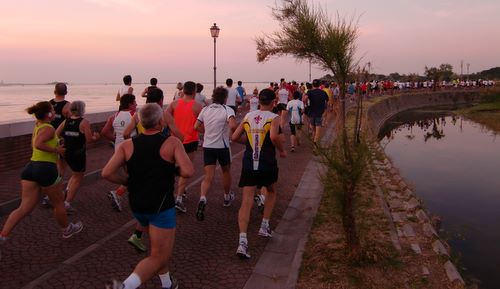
top-left (0, 0), bottom-right (499, 84)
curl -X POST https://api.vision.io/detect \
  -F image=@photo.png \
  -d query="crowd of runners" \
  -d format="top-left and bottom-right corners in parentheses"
top-left (0, 75), bottom-right (334, 289)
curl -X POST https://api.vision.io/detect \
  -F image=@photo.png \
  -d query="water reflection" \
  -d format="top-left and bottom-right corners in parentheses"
top-left (379, 109), bottom-right (500, 289)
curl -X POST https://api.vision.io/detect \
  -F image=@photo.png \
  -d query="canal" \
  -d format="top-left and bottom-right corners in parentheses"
top-left (379, 109), bottom-right (500, 288)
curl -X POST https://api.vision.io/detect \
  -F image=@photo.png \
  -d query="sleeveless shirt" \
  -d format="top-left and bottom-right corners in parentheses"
top-left (126, 133), bottom-right (176, 214)
top-left (50, 99), bottom-right (68, 129)
top-left (31, 123), bottom-right (59, 163)
top-left (173, 98), bottom-right (198, 144)
top-left (62, 117), bottom-right (86, 155)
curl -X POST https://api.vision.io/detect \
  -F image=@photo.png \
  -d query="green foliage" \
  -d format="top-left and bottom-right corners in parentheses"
top-left (471, 66), bottom-right (500, 80)
top-left (425, 63), bottom-right (454, 83)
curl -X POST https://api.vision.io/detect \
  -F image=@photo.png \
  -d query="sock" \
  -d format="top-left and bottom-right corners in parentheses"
top-left (224, 193), bottom-right (230, 200)
top-left (116, 186), bottom-right (126, 197)
top-left (64, 201), bottom-right (70, 208)
top-left (261, 218), bottom-right (270, 228)
top-left (260, 194), bottom-right (266, 203)
top-left (176, 195), bottom-right (183, 203)
top-left (158, 272), bottom-right (172, 288)
top-left (239, 233), bottom-right (248, 244)
top-left (134, 230), bottom-right (143, 239)
top-left (123, 272), bottom-right (141, 289)
top-left (200, 196), bottom-right (207, 203)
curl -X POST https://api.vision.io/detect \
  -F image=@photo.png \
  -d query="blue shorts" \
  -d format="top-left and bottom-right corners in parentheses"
top-left (309, 116), bottom-right (323, 127)
top-left (133, 207), bottom-right (176, 229)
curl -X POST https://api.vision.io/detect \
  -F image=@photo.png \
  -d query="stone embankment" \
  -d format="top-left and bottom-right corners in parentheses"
top-left (361, 88), bottom-right (500, 287)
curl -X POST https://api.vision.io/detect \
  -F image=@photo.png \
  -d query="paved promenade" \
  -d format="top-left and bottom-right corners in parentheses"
top-left (0, 118), bottom-right (329, 289)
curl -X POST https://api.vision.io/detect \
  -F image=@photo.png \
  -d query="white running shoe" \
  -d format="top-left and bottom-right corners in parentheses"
top-left (258, 225), bottom-right (273, 238)
top-left (223, 191), bottom-right (235, 207)
top-left (236, 242), bottom-right (251, 259)
top-left (62, 221), bottom-right (84, 239)
top-left (108, 191), bottom-right (122, 212)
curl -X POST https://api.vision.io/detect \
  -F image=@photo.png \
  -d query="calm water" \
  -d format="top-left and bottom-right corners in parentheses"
top-left (380, 110), bottom-right (500, 288)
top-left (0, 82), bottom-right (268, 124)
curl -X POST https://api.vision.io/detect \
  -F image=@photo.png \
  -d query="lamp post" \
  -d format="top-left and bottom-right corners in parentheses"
top-left (210, 23), bottom-right (220, 89)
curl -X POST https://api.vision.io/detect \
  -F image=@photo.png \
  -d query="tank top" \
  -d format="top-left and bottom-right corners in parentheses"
top-left (31, 123), bottom-right (59, 163)
top-left (62, 117), bottom-right (86, 155)
top-left (126, 133), bottom-right (176, 214)
top-left (278, 88), bottom-right (289, 104)
top-left (113, 110), bottom-right (136, 150)
top-left (49, 99), bottom-right (68, 129)
top-left (173, 98), bottom-right (198, 144)
top-left (241, 110), bottom-right (279, 171)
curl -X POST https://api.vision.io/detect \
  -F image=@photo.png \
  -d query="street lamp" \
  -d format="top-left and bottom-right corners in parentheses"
top-left (210, 23), bottom-right (220, 89)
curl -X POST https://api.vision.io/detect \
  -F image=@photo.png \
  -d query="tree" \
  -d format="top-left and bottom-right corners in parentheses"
top-left (256, 0), bottom-right (364, 258)
top-left (425, 63), bottom-right (454, 90)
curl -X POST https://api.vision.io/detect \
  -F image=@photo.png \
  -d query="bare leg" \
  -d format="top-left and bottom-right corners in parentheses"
top-left (44, 181), bottom-right (69, 228)
top-left (263, 184), bottom-right (277, 220)
top-left (65, 172), bottom-right (83, 203)
top-left (0, 180), bottom-right (41, 237)
top-left (176, 152), bottom-right (195, 198)
top-left (200, 165), bottom-right (216, 198)
top-left (132, 225), bottom-right (175, 282)
top-left (238, 186), bottom-right (256, 234)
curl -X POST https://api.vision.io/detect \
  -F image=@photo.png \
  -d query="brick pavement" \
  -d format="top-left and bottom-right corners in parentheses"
top-left (0, 121), bottom-right (316, 288)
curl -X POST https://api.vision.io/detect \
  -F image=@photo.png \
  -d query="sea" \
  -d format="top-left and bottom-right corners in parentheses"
top-left (0, 82), bottom-right (269, 124)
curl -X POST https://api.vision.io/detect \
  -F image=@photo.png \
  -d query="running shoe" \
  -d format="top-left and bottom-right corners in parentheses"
top-left (254, 195), bottom-right (265, 213)
top-left (258, 225), bottom-right (273, 238)
top-left (223, 191), bottom-right (235, 207)
top-left (128, 234), bottom-right (146, 252)
top-left (105, 279), bottom-right (123, 289)
top-left (196, 200), bottom-right (206, 221)
top-left (162, 275), bottom-right (179, 289)
top-left (182, 191), bottom-right (188, 200)
top-left (41, 196), bottom-right (51, 208)
top-left (62, 221), bottom-right (84, 239)
top-left (108, 191), bottom-right (122, 212)
top-left (64, 202), bottom-right (76, 215)
top-left (175, 200), bottom-right (187, 213)
top-left (236, 242), bottom-right (251, 259)
top-left (291, 146), bottom-right (295, 152)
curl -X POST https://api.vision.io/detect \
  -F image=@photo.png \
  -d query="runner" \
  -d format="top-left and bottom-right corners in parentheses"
top-left (116, 75), bottom-right (133, 101)
top-left (101, 94), bottom-right (137, 212)
top-left (302, 79), bottom-right (328, 144)
top-left (276, 81), bottom-right (291, 128)
top-left (195, 83), bottom-right (209, 107)
top-left (172, 82), bottom-right (183, 101)
top-left (0, 101), bottom-right (83, 259)
top-left (55, 101), bottom-right (100, 213)
top-left (166, 81), bottom-right (202, 213)
top-left (231, 88), bottom-right (286, 259)
top-left (286, 91), bottom-right (305, 152)
top-left (193, 87), bottom-right (237, 221)
top-left (141, 77), bottom-right (158, 98)
top-left (103, 103), bottom-right (193, 289)
top-left (225, 78), bottom-right (242, 114)
top-left (247, 88), bottom-right (259, 112)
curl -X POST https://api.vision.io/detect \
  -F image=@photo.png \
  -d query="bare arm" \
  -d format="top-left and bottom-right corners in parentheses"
top-left (80, 119), bottom-right (99, 143)
top-left (162, 110), bottom-right (184, 142)
top-left (100, 115), bottom-right (115, 141)
top-left (194, 120), bottom-right (204, 134)
top-left (173, 139), bottom-right (194, 178)
top-left (228, 116), bottom-right (237, 133)
top-left (55, 119), bottom-right (66, 138)
top-left (128, 87), bottom-right (133, 94)
top-left (231, 121), bottom-right (246, 144)
top-left (102, 141), bottom-right (129, 185)
top-left (35, 126), bottom-right (65, 155)
top-left (123, 114), bottom-right (138, 139)
top-left (270, 117), bottom-right (286, 158)
top-left (141, 88), bottom-right (148, 98)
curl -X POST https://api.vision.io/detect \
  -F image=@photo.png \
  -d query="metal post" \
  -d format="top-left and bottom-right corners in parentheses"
top-left (213, 37), bottom-right (217, 89)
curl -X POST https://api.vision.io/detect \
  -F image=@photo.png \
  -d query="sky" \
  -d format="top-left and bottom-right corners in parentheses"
top-left (0, 0), bottom-right (499, 84)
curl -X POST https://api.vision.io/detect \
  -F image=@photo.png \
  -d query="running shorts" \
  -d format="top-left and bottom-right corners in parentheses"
top-left (65, 150), bottom-right (86, 172)
top-left (203, 147), bottom-right (231, 166)
top-left (21, 161), bottom-right (61, 187)
top-left (183, 141), bottom-right (199, 154)
top-left (277, 103), bottom-right (287, 111)
top-left (309, 116), bottom-right (323, 127)
top-left (238, 168), bottom-right (279, 189)
top-left (133, 207), bottom-right (176, 229)
top-left (289, 123), bottom-right (302, 136)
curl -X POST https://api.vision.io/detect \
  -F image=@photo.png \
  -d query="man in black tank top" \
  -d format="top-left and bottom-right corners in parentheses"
top-left (49, 83), bottom-right (71, 130)
top-left (102, 103), bottom-right (193, 289)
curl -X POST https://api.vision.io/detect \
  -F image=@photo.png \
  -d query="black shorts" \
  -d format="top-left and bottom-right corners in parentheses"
top-left (238, 168), bottom-right (278, 189)
top-left (183, 141), bottom-right (199, 154)
top-left (289, 123), bottom-right (302, 135)
top-left (65, 150), bottom-right (86, 172)
top-left (204, 147), bottom-right (231, 167)
top-left (21, 161), bottom-right (60, 187)
top-left (277, 103), bottom-right (287, 111)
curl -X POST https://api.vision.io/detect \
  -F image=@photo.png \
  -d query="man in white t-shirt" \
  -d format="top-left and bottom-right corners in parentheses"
top-left (195, 83), bottom-right (209, 107)
top-left (247, 88), bottom-right (259, 112)
top-left (194, 87), bottom-right (238, 221)
top-left (286, 91), bottom-right (305, 152)
top-left (225, 78), bottom-right (242, 114)
top-left (116, 75), bottom-right (133, 101)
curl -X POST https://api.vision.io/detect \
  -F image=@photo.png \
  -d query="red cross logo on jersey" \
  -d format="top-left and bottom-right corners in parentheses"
top-left (254, 115), bottom-right (262, 124)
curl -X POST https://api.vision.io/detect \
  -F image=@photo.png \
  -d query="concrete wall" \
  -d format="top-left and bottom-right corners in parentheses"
top-left (0, 111), bottom-right (113, 172)
top-left (364, 88), bottom-right (497, 137)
